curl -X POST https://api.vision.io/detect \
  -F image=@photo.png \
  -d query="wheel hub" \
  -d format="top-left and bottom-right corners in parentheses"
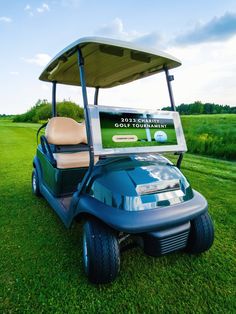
top-left (83, 233), bottom-right (88, 274)
top-left (32, 174), bottom-right (37, 191)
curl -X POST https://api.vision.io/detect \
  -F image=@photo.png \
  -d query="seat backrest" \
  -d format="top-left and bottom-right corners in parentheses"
top-left (45, 117), bottom-right (87, 145)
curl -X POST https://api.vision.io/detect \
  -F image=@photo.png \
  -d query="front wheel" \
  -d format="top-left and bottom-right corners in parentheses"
top-left (186, 212), bottom-right (214, 254)
top-left (83, 219), bottom-right (120, 284)
top-left (32, 169), bottom-right (41, 197)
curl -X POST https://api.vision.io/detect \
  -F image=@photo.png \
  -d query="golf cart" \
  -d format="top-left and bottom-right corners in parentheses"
top-left (32, 37), bottom-right (214, 284)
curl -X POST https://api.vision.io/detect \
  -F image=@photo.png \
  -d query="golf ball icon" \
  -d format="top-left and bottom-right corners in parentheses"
top-left (154, 131), bottom-right (168, 143)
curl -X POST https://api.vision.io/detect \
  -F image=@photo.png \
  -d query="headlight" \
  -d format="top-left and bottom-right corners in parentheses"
top-left (136, 179), bottom-right (180, 195)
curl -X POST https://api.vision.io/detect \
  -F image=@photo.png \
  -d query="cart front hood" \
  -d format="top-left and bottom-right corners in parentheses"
top-left (89, 154), bottom-right (193, 211)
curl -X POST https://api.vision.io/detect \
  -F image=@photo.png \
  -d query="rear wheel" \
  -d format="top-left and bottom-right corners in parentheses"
top-left (186, 212), bottom-right (214, 254)
top-left (32, 169), bottom-right (41, 197)
top-left (83, 219), bottom-right (120, 284)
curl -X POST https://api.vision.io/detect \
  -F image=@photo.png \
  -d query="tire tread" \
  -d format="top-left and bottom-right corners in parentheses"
top-left (83, 219), bottom-right (120, 284)
top-left (187, 212), bottom-right (214, 254)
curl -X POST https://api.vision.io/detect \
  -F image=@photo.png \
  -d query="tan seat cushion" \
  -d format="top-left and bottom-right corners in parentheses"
top-left (53, 151), bottom-right (98, 169)
top-left (46, 117), bottom-right (87, 145)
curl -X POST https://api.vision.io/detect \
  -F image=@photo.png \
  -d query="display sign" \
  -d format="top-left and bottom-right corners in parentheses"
top-left (88, 106), bottom-right (187, 156)
top-left (99, 111), bottom-right (178, 149)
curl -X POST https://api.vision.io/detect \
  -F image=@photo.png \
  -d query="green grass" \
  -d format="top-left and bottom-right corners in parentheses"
top-left (181, 114), bottom-right (236, 160)
top-left (0, 119), bottom-right (236, 313)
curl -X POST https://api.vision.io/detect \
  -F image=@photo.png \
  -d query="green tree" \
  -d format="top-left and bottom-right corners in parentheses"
top-left (13, 100), bottom-right (84, 123)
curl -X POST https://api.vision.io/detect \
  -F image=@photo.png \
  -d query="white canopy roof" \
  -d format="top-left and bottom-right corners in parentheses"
top-left (39, 37), bottom-right (181, 88)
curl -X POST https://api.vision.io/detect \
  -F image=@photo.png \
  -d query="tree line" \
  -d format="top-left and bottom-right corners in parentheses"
top-left (3, 100), bottom-right (235, 123)
top-left (12, 100), bottom-right (84, 123)
top-left (162, 101), bottom-right (236, 114)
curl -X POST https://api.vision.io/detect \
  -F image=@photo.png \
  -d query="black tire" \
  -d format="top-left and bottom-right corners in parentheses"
top-left (186, 212), bottom-right (214, 254)
top-left (32, 169), bottom-right (41, 197)
top-left (83, 219), bottom-right (120, 284)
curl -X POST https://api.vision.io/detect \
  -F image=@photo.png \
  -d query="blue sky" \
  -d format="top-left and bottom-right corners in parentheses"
top-left (1, 0), bottom-right (236, 113)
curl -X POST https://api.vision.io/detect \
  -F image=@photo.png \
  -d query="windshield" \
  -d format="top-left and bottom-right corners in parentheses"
top-left (97, 72), bottom-right (171, 110)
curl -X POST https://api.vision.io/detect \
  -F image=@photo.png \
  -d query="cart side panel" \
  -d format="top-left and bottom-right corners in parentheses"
top-left (36, 147), bottom-right (87, 196)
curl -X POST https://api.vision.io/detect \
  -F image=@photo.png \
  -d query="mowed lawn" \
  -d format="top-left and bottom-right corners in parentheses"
top-left (0, 120), bottom-right (235, 313)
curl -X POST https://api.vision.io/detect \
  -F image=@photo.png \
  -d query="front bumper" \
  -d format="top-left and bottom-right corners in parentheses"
top-left (76, 189), bottom-right (208, 233)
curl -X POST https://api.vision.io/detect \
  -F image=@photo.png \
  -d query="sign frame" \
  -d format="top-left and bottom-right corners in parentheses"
top-left (88, 105), bottom-right (187, 156)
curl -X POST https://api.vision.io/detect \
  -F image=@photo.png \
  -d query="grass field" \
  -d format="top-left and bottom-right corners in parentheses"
top-left (181, 114), bottom-right (236, 160)
top-left (0, 119), bottom-right (236, 313)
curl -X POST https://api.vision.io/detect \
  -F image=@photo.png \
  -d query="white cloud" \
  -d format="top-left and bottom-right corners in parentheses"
top-left (22, 53), bottom-right (51, 67)
top-left (133, 32), bottom-right (166, 49)
top-left (10, 71), bottom-right (19, 76)
top-left (37, 3), bottom-right (50, 13)
top-left (94, 17), bottom-right (236, 107)
top-left (0, 16), bottom-right (12, 23)
top-left (60, 0), bottom-right (80, 7)
top-left (24, 4), bottom-right (34, 17)
top-left (95, 18), bottom-right (165, 49)
top-left (24, 3), bottom-right (49, 16)
top-left (95, 18), bottom-right (141, 41)
top-left (174, 12), bottom-right (236, 46)
top-left (24, 4), bottom-right (31, 11)
top-left (167, 36), bottom-right (236, 105)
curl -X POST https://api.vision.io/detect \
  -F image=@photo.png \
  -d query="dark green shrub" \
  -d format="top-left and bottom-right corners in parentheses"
top-left (13, 100), bottom-right (84, 123)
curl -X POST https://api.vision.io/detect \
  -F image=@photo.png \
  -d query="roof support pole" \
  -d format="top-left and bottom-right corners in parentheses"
top-left (52, 81), bottom-right (57, 117)
top-left (94, 87), bottom-right (99, 106)
top-left (164, 67), bottom-right (176, 111)
top-left (75, 48), bottom-right (94, 195)
top-left (164, 67), bottom-right (184, 168)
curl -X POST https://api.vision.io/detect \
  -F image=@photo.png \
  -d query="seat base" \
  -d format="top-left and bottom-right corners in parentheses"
top-left (53, 151), bottom-right (98, 169)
